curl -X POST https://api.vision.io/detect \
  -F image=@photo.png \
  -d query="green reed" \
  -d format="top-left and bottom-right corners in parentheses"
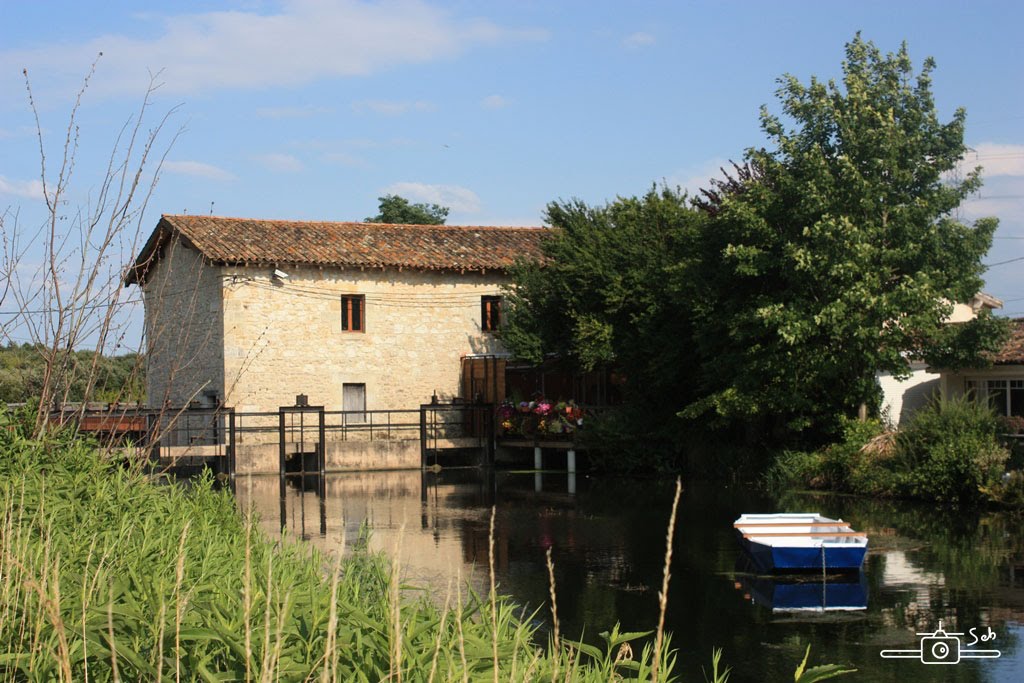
top-left (0, 427), bottom-right (852, 681)
top-left (0, 431), bottom-right (679, 681)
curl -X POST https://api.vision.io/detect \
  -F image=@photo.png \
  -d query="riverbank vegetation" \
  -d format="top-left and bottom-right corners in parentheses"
top-left (766, 397), bottom-right (1024, 507)
top-left (0, 410), bottom-right (859, 680)
top-left (501, 35), bottom-right (1009, 470)
top-left (0, 422), bottom-right (683, 680)
top-left (0, 344), bottom-right (143, 404)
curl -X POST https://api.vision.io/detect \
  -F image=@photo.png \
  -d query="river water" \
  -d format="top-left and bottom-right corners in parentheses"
top-left (233, 468), bottom-right (1024, 682)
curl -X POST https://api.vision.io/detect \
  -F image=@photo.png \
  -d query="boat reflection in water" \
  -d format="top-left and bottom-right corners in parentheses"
top-left (733, 558), bottom-right (868, 613)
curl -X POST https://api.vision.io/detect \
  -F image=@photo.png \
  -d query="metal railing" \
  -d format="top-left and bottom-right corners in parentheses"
top-left (231, 409), bottom-right (423, 443)
top-left (42, 401), bottom-right (505, 475)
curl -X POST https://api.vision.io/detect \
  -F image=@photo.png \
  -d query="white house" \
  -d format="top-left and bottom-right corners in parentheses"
top-left (877, 292), bottom-right (1004, 425)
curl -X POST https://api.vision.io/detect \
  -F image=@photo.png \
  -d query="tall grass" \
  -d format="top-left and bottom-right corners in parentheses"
top-left (0, 424), bottom-right (853, 681)
top-left (0, 428), bottom-right (681, 681)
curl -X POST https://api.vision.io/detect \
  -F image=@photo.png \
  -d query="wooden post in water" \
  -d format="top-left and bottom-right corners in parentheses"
top-left (419, 405), bottom-right (428, 469)
top-left (317, 407), bottom-right (326, 478)
top-left (278, 408), bottom-right (287, 530)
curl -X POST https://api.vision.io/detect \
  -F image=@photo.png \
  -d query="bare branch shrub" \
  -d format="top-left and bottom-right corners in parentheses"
top-left (0, 55), bottom-right (180, 437)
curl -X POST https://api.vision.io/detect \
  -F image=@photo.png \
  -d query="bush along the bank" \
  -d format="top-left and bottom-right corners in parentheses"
top-left (766, 397), bottom-right (1014, 506)
top-left (895, 397), bottom-right (1008, 504)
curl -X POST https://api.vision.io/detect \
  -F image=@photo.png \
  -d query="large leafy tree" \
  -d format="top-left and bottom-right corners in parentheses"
top-left (365, 194), bottom-right (449, 225)
top-left (501, 187), bottom-right (704, 456)
top-left (683, 35), bottom-right (1006, 443)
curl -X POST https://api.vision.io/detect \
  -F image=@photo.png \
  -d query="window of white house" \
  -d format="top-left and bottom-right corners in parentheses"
top-left (965, 379), bottom-right (1024, 416)
top-left (343, 383), bottom-right (366, 424)
top-left (341, 295), bottom-right (365, 332)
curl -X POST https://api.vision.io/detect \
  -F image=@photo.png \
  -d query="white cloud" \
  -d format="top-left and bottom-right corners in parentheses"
top-left (962, 175), bottom-right (1024, 219)
top-left (253, 153), bottom-right (304, 173)
top-left (0, 176), bottom-right (45, 200)
top-left (322, 151), bottom-right (366, 168)
top-left (255, 105), bottom-right (332, 119)
top-left (163, 160), bottom-right (235, 181)
top-left (664, 158), bottom-right (734, 199)
top-left (352, 100), bottom-right (435, 116)
top-left (473, 215), bottom-right (545, 227)
top-left (2, 0), bottom-right (548, 97)
top-left (966, 143), bottom-right (1024, 178)
top-left (623, 31), bottom-right (656, 48)
top-left (382, 181), bottom-right (481, 213)
top-left (480, 94), bottom-right (509, 110)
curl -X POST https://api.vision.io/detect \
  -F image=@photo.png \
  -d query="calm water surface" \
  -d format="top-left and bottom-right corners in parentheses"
top-left (234, 469), bottom-right (1024, 683)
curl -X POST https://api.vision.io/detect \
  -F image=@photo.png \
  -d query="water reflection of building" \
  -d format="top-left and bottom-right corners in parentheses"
top-left (234, 470), bottom-right (506, 595)
top-left (233, 469), bottom-right (642, 607)
top-left (878, 550), bottom-right (945, 595)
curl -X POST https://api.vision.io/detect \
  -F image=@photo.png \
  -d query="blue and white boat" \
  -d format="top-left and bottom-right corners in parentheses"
top-left (734, 513), bottom-right (868, 572)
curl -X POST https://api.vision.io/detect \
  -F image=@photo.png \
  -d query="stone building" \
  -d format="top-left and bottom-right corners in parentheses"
top-left (126, 215), bottom-right (547, 413)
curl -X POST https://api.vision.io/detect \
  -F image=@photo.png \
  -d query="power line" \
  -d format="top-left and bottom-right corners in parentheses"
top-left (0, 297), bottom-right (143, 316)
top-left (985, 256), bottom-right (1024, 268)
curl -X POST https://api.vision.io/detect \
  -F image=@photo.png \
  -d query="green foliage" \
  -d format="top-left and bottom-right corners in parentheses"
top-left (764, 449), bottom-right (824, 491)
top-left (0, 343), bottom-right (143, 404)
top-left (923, 310), bottom-right (1012, 370)
top-left (705, 647), bottom-right (731, 683)
top-left (564, 625), bottom-right (674, 680)
top-left (501, 186), bottom-right (705, 461)
top-left (764, 418), bottom-right (886, 491)
top-left (894, 396), bottom-right (1008, 504)
top-left (683, 34), bottom-right (1001, 445)
top-left (766, 398), bottom-right (1015, 505)
top-left (793, 645), bottom-right (856, 682)
top-left (981, 470), bottom-right (1024, 508)
top-left (504, 36), bottom-right (1003, 459)
top-left (365, 194), bottom-right (449, 224)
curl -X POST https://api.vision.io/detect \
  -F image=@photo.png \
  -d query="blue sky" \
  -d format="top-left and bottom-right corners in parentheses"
top-left (2, 0), bottom-right (1023, 341)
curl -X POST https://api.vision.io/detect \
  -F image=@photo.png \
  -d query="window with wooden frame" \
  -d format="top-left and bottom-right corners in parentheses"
top-left (481, 295), bottom-right (501, 332)
top-left (341, 295), bottom-right (365, 332)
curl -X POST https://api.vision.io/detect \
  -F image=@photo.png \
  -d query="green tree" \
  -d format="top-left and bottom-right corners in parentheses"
top-left (501, 187), bottom-right (704, 460)
top-left (683, 34), bottom-right (1006, 444)
top-left (365, 194), bottom-right (449, 225)
top-left (0, 345), bottom-right (144, 404)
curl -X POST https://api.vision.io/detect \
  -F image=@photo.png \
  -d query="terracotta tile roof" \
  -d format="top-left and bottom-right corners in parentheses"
top-left (992, 319), bottom-right (1024, 364)
top-left (127, 214), bottom-right (549, 284)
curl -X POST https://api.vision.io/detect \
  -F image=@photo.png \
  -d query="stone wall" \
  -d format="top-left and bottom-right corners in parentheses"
top-left (227, 438), bottom-right (423, 474)
top-left (143, 238), bottom-right (225, 407)
top-left (220, 265), bottom-right (508, 412)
